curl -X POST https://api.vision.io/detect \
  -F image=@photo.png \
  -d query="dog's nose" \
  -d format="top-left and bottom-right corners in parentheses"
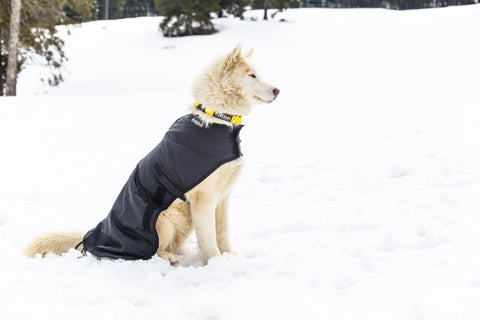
top-left (273, 87), bottom-right (280, 98)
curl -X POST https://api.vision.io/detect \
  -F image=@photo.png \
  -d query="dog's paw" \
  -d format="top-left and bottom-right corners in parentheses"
top-left (206, 252), bottom-right (240, 265)
top-left (221, 249), bottom-right (238, 256)
top-left (207, 255), bottom-right (223, 265)
top-left (223, 252), bottom-right (238, 260)
top-left (157, 251), bottom-right (179, 266)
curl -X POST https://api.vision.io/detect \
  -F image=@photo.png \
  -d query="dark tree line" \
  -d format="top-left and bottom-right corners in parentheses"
top-left (155, 0), bottom-right (255, 37)
top-left (124, 0), bottom-right (157, 17)
top-left (2, 0), bottom-right (477, 95)
top-left (61, 0), bottom-right (480, 24)
top-left (68, 0), bottom-right (157, 22)
top-left (301, 0), bottom-right (478, 9)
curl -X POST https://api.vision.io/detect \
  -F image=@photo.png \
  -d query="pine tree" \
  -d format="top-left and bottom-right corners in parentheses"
top-left (218, 0), bottom-right (252, 18)
top-left (252, 0), bottom-right (300, 19)
top-left (0, 0), bottom-right (67, 95)
top-left (63, 0), bottom-right (97, 23)
top-left (97, 0), bottom-right (126, 20)
top-left (155, 0), bottom-right (220, 37)
top-left (124, 0), bottom-right (157, 18)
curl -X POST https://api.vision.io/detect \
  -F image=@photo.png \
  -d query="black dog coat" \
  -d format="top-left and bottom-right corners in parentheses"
top-left (82, 114), bottom-right (243, 260)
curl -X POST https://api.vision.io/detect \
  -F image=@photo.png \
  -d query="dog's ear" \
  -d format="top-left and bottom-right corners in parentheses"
top-left (224, 43), bottom-right (242, 71)
top-left (245, 48), bottom-right (254, 58)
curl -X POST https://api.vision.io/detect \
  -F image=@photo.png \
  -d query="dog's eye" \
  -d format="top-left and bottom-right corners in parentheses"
top-left (249, 74), bottom-right (257, 79)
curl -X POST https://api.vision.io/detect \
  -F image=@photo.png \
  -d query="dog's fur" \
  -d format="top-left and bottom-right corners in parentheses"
top-left (24, 44), bottom-right (279, 265)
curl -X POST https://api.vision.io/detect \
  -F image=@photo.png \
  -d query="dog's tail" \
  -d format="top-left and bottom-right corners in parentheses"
top-left (24, 231), bottom-right (85, 258)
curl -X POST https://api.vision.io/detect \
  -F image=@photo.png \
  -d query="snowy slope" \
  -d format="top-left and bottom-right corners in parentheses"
top-left (2, 6), bottom-right (480, 320)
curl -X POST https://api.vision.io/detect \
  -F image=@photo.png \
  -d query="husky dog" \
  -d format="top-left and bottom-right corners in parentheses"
top-left (24, 44), bottom-right (279, 265)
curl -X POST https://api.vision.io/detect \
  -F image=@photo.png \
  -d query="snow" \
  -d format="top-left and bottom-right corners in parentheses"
top-left (2, 5), bottom-right (480, 319)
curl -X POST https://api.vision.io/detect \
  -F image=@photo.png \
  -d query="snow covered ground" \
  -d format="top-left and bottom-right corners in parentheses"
top-left (2, 5), bottom-right (480, 319)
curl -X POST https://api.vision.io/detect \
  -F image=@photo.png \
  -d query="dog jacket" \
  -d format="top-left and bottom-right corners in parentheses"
top-left (82, 114), bottom-right (243, 260)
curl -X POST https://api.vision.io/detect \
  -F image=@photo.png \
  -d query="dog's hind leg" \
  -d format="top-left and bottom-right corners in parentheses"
top-left (156, 216), bottom-right (178, 265)
top-left (156, 199), bottom-right (192, 266)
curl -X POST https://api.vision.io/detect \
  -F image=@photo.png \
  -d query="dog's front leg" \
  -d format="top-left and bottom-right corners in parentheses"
top-left (215, 196), bottom-right (232, 254)
top-left (189, 192), bottom-right (221, 262)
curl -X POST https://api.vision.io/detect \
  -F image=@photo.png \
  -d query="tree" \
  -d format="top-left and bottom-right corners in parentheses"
top-left (273, 0), bottom-right (301, 11)
top-left (155, 0), bottom-right (220, 37)
top-left (97, 0), bottom-right (126, 20)
top-left (0, 31), bottom-right (5, 95)
top-left (124, 0), bottom-right (157, 17)
top-left (5, 0), bottom-right (21, 96)
top-left (252, 0), bottom-right (300, 20)
top-left (218, 0), bottom-right (252, 18)
top-left (0, 0), bottom-right (67, 95)
top-left (63, 0), bottom-right (97, 23)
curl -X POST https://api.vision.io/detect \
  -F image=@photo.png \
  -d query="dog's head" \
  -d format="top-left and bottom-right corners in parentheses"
top-left (191, 44), bottom-right (280, 116)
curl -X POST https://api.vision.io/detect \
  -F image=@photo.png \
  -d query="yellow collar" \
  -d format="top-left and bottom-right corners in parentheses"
top-left (195, 101), bottom-right (243, 125)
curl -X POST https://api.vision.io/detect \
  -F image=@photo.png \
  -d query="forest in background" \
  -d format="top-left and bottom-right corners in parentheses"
top-left (65, 0), bottom-right (480, 23)
top-left (1, 0), bottom-right (478, 95)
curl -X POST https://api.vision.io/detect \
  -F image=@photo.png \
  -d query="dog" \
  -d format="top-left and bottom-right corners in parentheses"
top-left (24, 44), bottom-right (279, 265)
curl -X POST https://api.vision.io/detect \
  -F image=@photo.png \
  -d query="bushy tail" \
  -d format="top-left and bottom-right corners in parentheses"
top-left (24, 231), bottom-right (84, 258)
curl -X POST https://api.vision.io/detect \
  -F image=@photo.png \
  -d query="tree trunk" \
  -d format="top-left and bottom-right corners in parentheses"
top-left (105, 0), bottom-right (109, 20)
top-left (0, 29), bottom-right (4, 96)
top-left (6, 0), bottom-right (22, 96)
top-left (186, 17), bottom-right (193, 36)
top-left (263, 0), bottom-right (268, 20)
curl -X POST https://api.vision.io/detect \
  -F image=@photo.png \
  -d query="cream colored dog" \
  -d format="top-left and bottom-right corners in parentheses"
top-left (24, 44), bottom-right (279, 265)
